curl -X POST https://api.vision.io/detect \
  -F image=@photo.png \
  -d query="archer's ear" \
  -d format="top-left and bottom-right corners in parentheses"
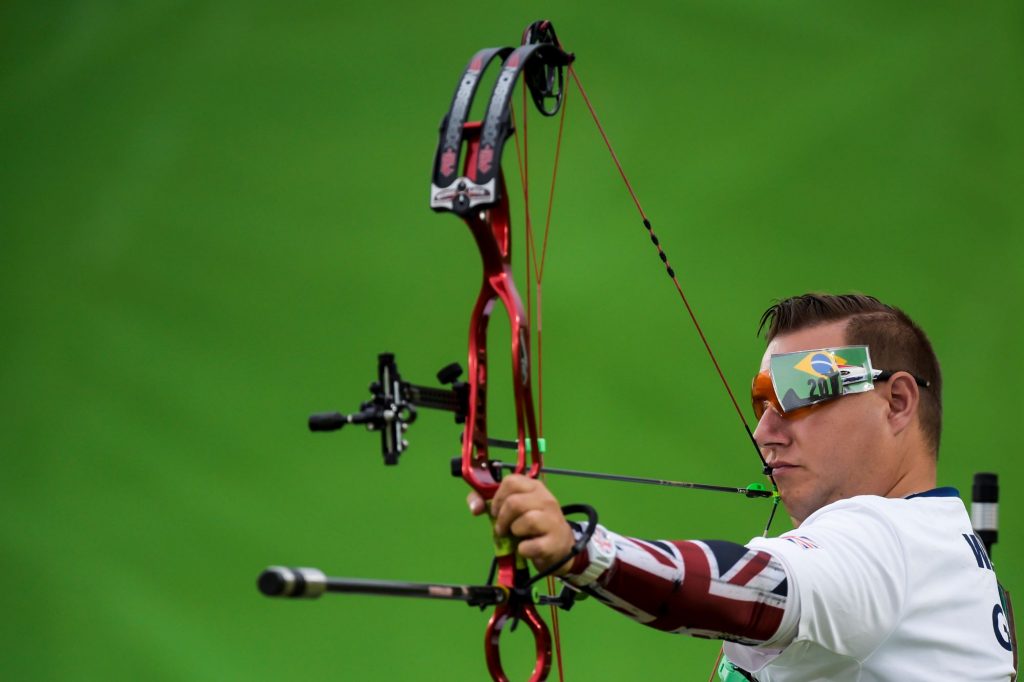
top-left (885, 372), bottom-right (921, 435)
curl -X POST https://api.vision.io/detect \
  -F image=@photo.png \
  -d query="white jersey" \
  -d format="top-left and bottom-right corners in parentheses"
top-left (725, 488), bottom-right (1015, 681)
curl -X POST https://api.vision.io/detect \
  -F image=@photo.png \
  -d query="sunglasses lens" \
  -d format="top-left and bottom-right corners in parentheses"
top-left (751, 372), bottom-right (775, 420)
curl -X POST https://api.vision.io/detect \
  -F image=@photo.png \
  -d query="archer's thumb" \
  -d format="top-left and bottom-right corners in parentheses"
top-left (467, 491), bottom-right (486, 516)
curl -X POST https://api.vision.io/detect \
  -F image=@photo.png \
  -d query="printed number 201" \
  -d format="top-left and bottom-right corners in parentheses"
top-left (806, 378), bottom-right (832, 399)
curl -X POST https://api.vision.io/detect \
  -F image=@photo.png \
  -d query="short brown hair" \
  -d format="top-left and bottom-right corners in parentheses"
top-left (758, 294), bottom-right (943, 456)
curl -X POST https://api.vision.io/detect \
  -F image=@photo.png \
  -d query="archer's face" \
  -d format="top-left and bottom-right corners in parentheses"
top-left (752, 320), bottom-right (899, 526)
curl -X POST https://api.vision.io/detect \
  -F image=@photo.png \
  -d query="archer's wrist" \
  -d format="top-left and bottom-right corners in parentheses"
top-left (561, 523), bottom-right (617, 587)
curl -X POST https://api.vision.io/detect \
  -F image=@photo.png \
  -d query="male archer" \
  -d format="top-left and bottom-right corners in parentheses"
top-left (470, 293), bottom-right (1016, 680)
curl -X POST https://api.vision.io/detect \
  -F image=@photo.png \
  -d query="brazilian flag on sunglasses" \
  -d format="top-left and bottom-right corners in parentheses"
top-left (772, 346), bottom-right (876, 412)
top-left (752, 345), bottom-right (930, 420)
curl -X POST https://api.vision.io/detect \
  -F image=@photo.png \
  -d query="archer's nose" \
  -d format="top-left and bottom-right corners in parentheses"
top-left (752, 402), bottom-right (789, 451)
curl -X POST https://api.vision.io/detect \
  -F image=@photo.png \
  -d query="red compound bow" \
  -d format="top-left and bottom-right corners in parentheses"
top-left (260, 20), bottom-right (779, 682)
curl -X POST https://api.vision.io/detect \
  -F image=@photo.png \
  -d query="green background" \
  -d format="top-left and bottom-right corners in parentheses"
top-left (2, 2), bottom-right (1021, 679)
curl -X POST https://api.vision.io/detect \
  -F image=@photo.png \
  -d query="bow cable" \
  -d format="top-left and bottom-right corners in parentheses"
top-left (511, 72), bottom-right (572, 682)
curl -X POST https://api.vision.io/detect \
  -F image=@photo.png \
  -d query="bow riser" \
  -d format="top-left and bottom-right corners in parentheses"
top-left (460, 123), bottom-right (541, 496)
top-left (456, 112), bottom-right (551, 682)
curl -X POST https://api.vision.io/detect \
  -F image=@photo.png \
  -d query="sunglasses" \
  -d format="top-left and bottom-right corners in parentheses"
top-left (751, 345), bottom-right (930, 421)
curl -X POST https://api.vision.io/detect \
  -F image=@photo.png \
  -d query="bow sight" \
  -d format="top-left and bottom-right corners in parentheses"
top-left (308, 352), bottom-right (468, 465)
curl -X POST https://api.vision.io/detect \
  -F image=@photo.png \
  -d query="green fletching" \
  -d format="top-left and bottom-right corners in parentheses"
top-left (745, 482), bottom-right (781, 500)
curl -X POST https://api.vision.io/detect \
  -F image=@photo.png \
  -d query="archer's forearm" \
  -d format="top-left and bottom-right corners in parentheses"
top-left (562, 526), bottom-right (790, 644)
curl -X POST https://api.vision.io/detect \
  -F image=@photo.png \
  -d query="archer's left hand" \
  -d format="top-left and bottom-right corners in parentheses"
top-left (467, 475), bottom-right (577, 576)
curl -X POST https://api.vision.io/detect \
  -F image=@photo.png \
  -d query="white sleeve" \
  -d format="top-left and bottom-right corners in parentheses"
top-left (742, 500), bottom-right (907, 659)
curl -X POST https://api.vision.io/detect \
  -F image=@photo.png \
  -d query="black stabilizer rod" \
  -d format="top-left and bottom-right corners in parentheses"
top-left (258, 566), bottom-right (508, 607)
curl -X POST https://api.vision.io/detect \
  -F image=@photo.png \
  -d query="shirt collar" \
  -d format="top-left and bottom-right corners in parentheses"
top-left (905, 486), bottom-right (959, 499)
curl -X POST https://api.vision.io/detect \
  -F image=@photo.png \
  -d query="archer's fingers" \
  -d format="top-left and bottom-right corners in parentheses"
top-left (493, 487), bottom-right (562, 537)
top-left (467, 474), bottom-right (547, 519)
top-left (466, 490), bottom-right (486, 516)
top-left (490, 475), bottom-right (547, 525)
top-left (491, 474), bottom-right (544, 508)
top-left (517, 524), bottom-right (576, 575)
top-left (510, 505), bottom-right (579, 545)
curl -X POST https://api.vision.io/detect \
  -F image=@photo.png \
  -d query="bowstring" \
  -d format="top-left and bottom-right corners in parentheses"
top-left (566, 65), bottom-right (778, 511)
top-left (514, 61), bottom-right (781, 680)
top-left (566, 64), bottom-right (780, 681)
